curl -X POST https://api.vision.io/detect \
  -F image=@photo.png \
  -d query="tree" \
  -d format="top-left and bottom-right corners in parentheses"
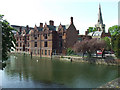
top-left (66, 48), bottom-right (74, 55)
top-left (112, 34), bottom-right (120, 58)
top-left (73, 39), bottom-right (106, 58)
top-left (109, 25), bottom-right (120, 36)
top-left (102, 37), bottom-right (111, 51)
top-left (1, 15), bottom-right (16, 62)
top-left (88, 27), bottom-right (97, 33)
top-left (109, 25), bottom-right (120, 58)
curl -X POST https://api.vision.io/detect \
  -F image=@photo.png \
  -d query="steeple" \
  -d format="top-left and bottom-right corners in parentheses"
top-left (95, 3), bottom-right (105, 32)
top-left (98, 3), bottom-right (103, 24)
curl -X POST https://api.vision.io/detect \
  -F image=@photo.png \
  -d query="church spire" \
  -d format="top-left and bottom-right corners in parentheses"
top-left (98, 3), bottom-right (103, 24)
top-left (95, 4), bottom-right (105, 32)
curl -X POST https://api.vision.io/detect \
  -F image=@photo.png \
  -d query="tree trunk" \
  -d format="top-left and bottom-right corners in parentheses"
top-left (87, 51), bottom-right (91, 59)
top-left (96, 50), bottom-right (98, 57)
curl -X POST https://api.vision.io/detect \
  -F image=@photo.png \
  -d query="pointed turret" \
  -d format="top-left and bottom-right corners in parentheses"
top-left (98, 4), bottom-right (103, 24)
top-left (95, 4), bottom-right (105, 32)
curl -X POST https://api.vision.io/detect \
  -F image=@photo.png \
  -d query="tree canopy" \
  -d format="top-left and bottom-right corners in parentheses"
top-left (109, 25), bottom-right (120, 36)
top-left (73, 39), bottom-right (106, 58)
top-left (109, 25), bottom-right (120, 58)
top-left (102, 37), bottom-right (111, 51)
top-left (88, 27), bottom-right (97, 33)
top-left (0, 14), bottom-right (16, 61)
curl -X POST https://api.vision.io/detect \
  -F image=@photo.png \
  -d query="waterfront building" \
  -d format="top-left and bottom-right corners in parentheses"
top-left (14, 17), bottom-right (79, 57)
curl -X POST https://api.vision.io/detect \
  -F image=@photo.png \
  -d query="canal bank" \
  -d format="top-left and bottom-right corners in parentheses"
top-left (99, 77), bottom-right (120, 88)
top-left (58, 55), bottom-right (120, 66)
top-left (10, 52), bottom-right (120, 66)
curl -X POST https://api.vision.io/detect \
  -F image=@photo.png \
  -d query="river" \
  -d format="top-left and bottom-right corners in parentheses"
top-left (0, 54), bottom-right (119, 88)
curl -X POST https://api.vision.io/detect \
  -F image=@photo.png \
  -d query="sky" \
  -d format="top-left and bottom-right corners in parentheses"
top-left (0, 0), bottom-right (119, 34)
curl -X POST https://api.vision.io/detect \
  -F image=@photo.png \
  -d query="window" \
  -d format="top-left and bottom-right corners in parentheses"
top-left (59, 36), bottom-right (62, 39)
top-left (48, 50), bottom-right (50, 55)
top-left (20, 43), bottom-right (22, 47)
top-left (28, 36), bottom-right (29, 40)
top-left (28, 43), bottom-right (29, 47)
top-left (59, 41), bottom-right (62, 47)
top-left (35, 36), bottom-right (37, 39)
top-left (42, 50), bottom-right (43, 55)
top-left (34, 42), bottom-right (37, 47)
top-left (44, 41), bottom-right (47, 47)
top-left (38, 50), bottom-right (39, 54)
top-left (44, 34), bottom-right (47, 39)
top-left (45, 50), bottom-right (47, 55)
top-left (16, 43), bottom-right (18, 47)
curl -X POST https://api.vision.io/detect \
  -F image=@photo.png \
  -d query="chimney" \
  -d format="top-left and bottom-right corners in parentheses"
top-left (19, 27), bottom-right (22, 32)
top-left (85, 29), bottom-right (89, 35)
top-left (26, 25), bottom-right (29, 30)
top-left (71, 17), bottom-right (73, 24)
top-left (40, 23), bottom-right (43, 28)
top-left (49, 20), bottom-right (54, 26)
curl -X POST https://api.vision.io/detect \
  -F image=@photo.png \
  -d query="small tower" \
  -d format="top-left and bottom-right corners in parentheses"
top-left (95, 4), bottom-right (105, 32)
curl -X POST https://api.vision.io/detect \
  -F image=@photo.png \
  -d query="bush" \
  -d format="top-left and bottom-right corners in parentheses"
top-left (66, 48), bottom-right (74, 55)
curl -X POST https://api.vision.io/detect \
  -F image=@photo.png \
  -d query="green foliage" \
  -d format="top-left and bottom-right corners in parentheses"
top-left (109, 25), bottom-right (120, 36)
top-left (108, 25), bottom-right (120, 58)
top-left (102, 37), bottom-right (111, 50)
top-left (66, 48), bottom-right (74, 55)
top-left (88, 27), bottom-right (97, 33)
top-left (1, 14), bottom-right (17, 61)
top-left (112, 34), bottom-right (120, 58)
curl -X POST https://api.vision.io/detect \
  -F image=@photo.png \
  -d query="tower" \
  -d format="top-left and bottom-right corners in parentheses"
top-left (95, 4), bottom-right (105, 32)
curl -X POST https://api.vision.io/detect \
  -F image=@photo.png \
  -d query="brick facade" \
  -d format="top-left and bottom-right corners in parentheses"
top-left (14, 17), bottom-right (79, 57)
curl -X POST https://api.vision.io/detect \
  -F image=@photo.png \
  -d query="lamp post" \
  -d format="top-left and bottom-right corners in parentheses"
top-left (22, 34), bottom-right (26, 55)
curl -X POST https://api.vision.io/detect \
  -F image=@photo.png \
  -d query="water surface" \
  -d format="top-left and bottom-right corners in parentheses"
top-left (1, 54), bottom-right (119, 88)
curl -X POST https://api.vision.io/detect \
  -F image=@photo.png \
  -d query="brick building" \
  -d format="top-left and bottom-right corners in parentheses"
top-left (14, 17), bottom-right (79, 57)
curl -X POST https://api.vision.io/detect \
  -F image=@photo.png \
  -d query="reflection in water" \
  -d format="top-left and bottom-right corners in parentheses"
top-left (2, 54), bottom-right (119, 88)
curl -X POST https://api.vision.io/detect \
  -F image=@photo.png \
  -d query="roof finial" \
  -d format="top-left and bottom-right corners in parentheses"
top-left (45, 22), bottom-right (47, 25)
top-left (99, 3), bottom-right (101, 9)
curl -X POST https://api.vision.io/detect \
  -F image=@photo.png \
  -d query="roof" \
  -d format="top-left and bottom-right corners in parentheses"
top-left (55, 24), bottom-right (70, 31)
top-left (88, 31), bottom-right (103, 36)
top-left (62, 25), bottom-right (70, 30)
top-left (47, 25), bottom-right (56, 31)
top-left (37, 27), bottom-right (43, 31)
top-left (93, 31), bottom-right (103, 36)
